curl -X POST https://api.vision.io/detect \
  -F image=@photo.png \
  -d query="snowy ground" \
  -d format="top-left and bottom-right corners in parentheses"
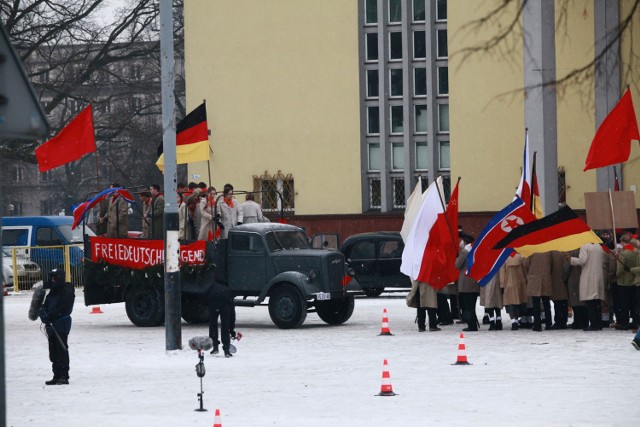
top-left (4, 290), bottom-right (640, 427)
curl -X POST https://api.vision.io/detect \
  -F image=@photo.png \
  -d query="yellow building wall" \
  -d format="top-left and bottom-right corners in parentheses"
top-left (449, 0), bottom-right (640, 212)
top-left (184, 0), bottom-right (361, 215)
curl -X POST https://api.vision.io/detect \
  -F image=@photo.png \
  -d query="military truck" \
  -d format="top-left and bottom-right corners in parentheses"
top-left (83, 222), bottom-right (357, 329)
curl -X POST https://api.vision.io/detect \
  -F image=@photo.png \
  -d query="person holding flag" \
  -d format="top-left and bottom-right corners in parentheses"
top-left (455, 234), bottom-right (480, 331)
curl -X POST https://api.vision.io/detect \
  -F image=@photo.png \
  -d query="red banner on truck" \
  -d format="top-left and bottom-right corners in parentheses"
top-left (90, 237), bottom-right (206, 270)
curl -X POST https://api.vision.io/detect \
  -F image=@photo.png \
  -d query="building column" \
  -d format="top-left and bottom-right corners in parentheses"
top-left (594, 0), bottom-right (621, 191)
top-left (523, 0), bottom-right (558, 215)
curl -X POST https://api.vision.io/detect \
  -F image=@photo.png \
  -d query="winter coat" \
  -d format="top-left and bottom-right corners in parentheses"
top-left (438, 282), bottom-right (458, 296)
top-left (479, 274), bottom-right (502, 308)
top-left (570, 243), bottom-right (607, 301)
top-left (219, 198), bottom-right (244, 239)
top-left (198, 201), bottom-right (215, 241)
top-left (499, 253), bottom-right (527, 305)
top-left (150, 194), bottom-right (165, 239)
top-left (141, 200), bottom-right (151, 239)
top-left (406, 280), bottom-right (437, 309)
top-left (524, 252), bottom-right (552, 297)
top-left (39, 280), bottom-right (75, 335)
top-left (616, 249), bottom-right (638, 286)
top-left (241, 200), bottom-right (265, 224)
top-left (96, 198), bottom-right (109, 235)
top-left (106, 196), bottom-right (129, 238)
top-left (550, 251), bottom-right (569, 300)
top-left (455, 248), bottom-right (479, 293)
top-left (565, 249), bottom-right (584, 307)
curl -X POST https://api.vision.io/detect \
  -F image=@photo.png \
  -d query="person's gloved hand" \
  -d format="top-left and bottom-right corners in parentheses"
top-left (624, 265), bottom-right (631, 272)
top-left (236, 222), bottom-right (242, 226)
top-left (39, 307), bottom-right (49, 324)
top-left (216, 221), bottom-right (225, 230)
top-left (464, 243), bottom-right (473, 252)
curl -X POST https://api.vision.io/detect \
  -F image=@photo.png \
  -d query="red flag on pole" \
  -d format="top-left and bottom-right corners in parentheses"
top-left (35, 105), bottom-right (96, 172)
top-left (584, 88), bottom-right (640, 171)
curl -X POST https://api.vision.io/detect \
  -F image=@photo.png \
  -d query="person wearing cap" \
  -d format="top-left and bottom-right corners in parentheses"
top-left (39, 269), bottom-right (75, 385)
top-left (139, 191), bottom-right (152, 238)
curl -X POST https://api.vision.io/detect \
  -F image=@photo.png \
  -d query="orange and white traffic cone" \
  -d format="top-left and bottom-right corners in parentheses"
top-left (213, 408), bottom-right (222, 427)
top-left (453, 332), bottom-right (471, 365)
top-left (90, 306), bottom-right (104, 314)
top-left (376, 359), bottom-right (397, 396)
top-left (378, 308), bottom-right (393, 336)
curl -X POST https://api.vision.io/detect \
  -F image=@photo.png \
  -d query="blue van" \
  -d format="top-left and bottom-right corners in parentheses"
top-left (1, 216), bottom-right (94, 284)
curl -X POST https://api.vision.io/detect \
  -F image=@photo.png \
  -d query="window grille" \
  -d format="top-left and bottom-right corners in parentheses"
top-left (369, 178), bottom-right (381, 209)
top-left (392, 177), bottom-right (405, 209)
top-left (252, 171), bottom-right (295, 213)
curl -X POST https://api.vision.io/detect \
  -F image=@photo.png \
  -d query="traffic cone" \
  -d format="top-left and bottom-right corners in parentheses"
top-left (378, 308), bottom-right (393, 336)
top-left (376, 359), bottom-right (397, 396)
top-left (213, 408), bottom-right (222, 427)
top-left (453, 332), bottom-right (471, 365)
top-left (90, 306), bottom-right (104, 314)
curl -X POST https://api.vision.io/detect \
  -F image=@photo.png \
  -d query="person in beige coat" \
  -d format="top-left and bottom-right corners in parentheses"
top-left (406, 280), bottom-right (439, 331)
top-left (106, 189), bottom-right (129, 238)
top-left (570, 243), bottom-right (608, 330)
top-left (455, 235), bottom-right (480, 331)
top-left (565, 249), bottom-right (587, 329)
top-left (499, 253), bottom-right (528, 330)
top-left (218, 186), bottom-right (244, 239)
top-left (480, 274), bottom-right (503, 330)
top-left (198, 187), bottom-right (217, 241)
top-left (523, 252), bottom-right (553, 331)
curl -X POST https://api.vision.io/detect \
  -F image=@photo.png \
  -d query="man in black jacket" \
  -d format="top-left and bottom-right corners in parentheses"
top-left (39, 269), bottom-right (75, 385)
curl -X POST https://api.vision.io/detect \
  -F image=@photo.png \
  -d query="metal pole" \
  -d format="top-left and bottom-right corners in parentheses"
top-left (159, 0), bottom-right (181, 351)
top-left (0, 172), bottom-right (7, 427)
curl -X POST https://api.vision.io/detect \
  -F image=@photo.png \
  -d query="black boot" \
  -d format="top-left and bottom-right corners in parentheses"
top-left (224, 348), bottom-right (233, 358)
top-left (210, 344), bottom-right (219, 354)
top-left (489, 319), bottom-right (497, 330)
top-left (496, 316), bottom-right (503, 330)
top-left (45, 377), bottom-right (59, 386)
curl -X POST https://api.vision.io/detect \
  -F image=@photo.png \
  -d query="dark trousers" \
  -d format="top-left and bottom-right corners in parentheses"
top-left (571, 305), bottom-right (588, 329)
top-left (46, 326), bottom-right (69, 379)
top-left (532, 296), bottom-right (552, 330)
top-left (417, 307), bottom-right (438, 329)
top-left (459, 292), bottom-right (479, 330)
top-left (208, 301), bottom-right (235, 351)
top-left (437, 293), bottom-right (453, 324)
top-left (616, 286), bottom-right (635, 326)
top-left (552, 299), bottom-right (568, 326)
top-left (586, 299), bottom-right (603, 329)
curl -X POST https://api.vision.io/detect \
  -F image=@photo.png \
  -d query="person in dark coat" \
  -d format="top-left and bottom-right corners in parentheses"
top-left (208, 281), bottom-right (235, 357)
top-left (39, 269), bottom-right (75, 385)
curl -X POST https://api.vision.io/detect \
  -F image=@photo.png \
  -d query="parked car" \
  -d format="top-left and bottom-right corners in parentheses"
top-left (2, 248), bottom-right (42, 290)
top-left (1, 216), bottom-right (93, 285)
top-left (339, 231), bottom-right (410, 297)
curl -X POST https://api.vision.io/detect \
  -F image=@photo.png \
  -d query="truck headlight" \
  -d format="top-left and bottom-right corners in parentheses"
top-left (308, 270), bottom-right (317, 282)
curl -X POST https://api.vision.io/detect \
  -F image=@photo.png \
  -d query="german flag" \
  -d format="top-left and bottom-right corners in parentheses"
top-left (493, 205), bottom-right (601, 257)
top-left (156, 102), bottom-right (210, 171)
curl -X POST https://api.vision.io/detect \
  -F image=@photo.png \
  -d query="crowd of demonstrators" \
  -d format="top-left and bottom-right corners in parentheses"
top-left (413, 228), bottom-right (640, 350)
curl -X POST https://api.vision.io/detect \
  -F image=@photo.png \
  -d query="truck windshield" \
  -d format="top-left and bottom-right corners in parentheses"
top-left (265, 230), bottom-right (310, 252)
top-left (58, 225), bottom-right (96, 243)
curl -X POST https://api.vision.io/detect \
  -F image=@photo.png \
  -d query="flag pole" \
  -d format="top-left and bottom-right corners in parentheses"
top-left (94, 147), bottom-right (101, 189)
top-left (608, 188), bottom-right (618, 248)
top-left (530, 151), bottom-right (537, 212)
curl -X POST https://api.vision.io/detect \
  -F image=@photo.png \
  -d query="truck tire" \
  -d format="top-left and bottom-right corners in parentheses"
top-left (316, 296), bottom-right (355, 325)
top-left (181, 294), bottom-right (210, 324)
top-left (362, 286), bottom-right (384, 297)
top-left (125, 285), bottom-right (164, 327)
top-left (268, 284), bottom-right (307, 329)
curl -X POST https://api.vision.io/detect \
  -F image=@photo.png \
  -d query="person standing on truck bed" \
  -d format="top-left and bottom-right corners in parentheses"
top-left (241, 193), bottom-right (267, 224)
top-left (219, 184), bottom-right (243, 239)
top-left (106, 183), bottom-right (129, 238)
top-left (149, 184), bottom-right (164, 240)
top-left (199, 187), bottom-right (218, 240)
top-left (139, 191), bottom-right (152, 239)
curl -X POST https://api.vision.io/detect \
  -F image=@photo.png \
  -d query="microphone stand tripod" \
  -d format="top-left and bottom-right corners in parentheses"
top-left (195, 349), bottom-right (207, 412)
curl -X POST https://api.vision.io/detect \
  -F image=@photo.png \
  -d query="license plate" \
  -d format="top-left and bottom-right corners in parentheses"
top-left (316, 292), bottom-right (330, 301)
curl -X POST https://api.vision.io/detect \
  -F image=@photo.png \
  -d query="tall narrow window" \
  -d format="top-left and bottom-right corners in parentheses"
top-left (438, 67), bottom-right (449, 95)
top-left (368, 106), bottom-right (380, 134)
top-left (365, 0), bottom-right (378, 24)
top-left (368, 143), bottom-right (381, 171)
top-left (366, 69), bottom-right (379, 98)
top-left (415, 105), bottom-right (427, 133)
top-left (437, 29), bottom-right (448, 58)
top-left (389, 32), bottom-right (402, 60)
top-left (369, 178), bottom-right (381, 209)
top-left (366, 33), bottom-right (378, 61)
top-left (437, 0), bottom-right (447, 21)
top-left (413, 0), bottom-right (426, 21)
top-left (390, 105), bottom-right (404, 134)
top-left (392, 177), bottom-right (406, 208)
top-left (392, 143), bottom-right (404, 170)
top-left (390, 69), bottom-right (403, 97)
top-left (416, 142), bottom-right (428, 170)
top-left (389, 0), bottom-right (402, 23)
top-left (414, 67), bottom-right (426, 96)
top-left (438, 104), bottom-right (450, 133)
top-left (413, 31), bottom-right (426, 59)
top-left (439, 141), bottom-right (450, 170)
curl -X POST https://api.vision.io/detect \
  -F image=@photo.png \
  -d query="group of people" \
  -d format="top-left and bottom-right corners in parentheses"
top-left (409, 228), bottom-right (640, 349)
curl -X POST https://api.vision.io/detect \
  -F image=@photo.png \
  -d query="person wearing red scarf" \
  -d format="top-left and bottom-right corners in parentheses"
top-left (218, 185), bottom-right (243, 239)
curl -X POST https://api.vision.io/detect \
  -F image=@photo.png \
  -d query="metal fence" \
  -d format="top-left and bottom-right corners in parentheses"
top-left (3, 244), bottom-right (84, 291)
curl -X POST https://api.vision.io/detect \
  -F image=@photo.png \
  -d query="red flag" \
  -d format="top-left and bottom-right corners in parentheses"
top-left (35, 105), bottom-right (96, 172)
top-left (417, 179), bottom-right (459, 290)
top-left (584, 88), bottom-right (640, 171)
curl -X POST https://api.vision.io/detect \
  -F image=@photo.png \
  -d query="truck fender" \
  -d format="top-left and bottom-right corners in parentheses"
top-left (260, 271), bottom-right (310, 300)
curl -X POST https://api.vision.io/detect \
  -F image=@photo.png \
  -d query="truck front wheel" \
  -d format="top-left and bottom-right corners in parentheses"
top-left (125, 285), bottom-right (164, 327)
top-left (315, 296), bottom-right (355, 325)
top-left (268, 284), bottom-right (307, 329)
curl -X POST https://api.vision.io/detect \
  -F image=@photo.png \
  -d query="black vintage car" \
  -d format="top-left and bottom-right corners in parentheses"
top-left (339, 232), bottom-right (411, 297)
